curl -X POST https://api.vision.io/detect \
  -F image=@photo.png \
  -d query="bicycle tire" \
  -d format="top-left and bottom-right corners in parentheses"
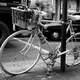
top-left (66, 32), bottom-right (80, 66)
top-left (0, 21), bottom-right (10, 46)
top-left (0, 30), bottom-right (40, 75)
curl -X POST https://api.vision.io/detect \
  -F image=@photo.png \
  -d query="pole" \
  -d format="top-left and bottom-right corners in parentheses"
top-left (55, 0), bottom-right (61, 20)
top-left (60, 0), bottom-right (67, 72)
top-left (76, 0), bottom-right (79, 12)
top-left (27, 0), bottom-right (31, 7)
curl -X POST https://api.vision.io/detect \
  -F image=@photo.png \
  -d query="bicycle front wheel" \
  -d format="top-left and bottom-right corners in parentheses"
top-left (66, 32), bottom-right (80, 66)
top-left (0, 30), bottom-right (40, 75)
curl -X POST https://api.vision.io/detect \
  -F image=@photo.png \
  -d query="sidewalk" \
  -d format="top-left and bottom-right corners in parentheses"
top-left (0, 57), bottom-right (80, 80)
top-left (0, 42), bottom-right (80, 80)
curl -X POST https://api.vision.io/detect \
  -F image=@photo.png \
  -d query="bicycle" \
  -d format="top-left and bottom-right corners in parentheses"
top-left (0, 6), bottom-right (80, 75)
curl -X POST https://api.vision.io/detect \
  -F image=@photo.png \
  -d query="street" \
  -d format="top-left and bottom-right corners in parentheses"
top-left (0, 57), bottom-right (80, 80)
top-left (0, 41), bottom-right (80, 80)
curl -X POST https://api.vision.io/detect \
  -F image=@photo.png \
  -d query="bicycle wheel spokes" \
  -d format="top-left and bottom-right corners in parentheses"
top-left (0, 30), bottom-right (40, 75)
top-left (19, 34), bottom-right (34, 55)
top-left (66, 32), bottom-right (80, 66)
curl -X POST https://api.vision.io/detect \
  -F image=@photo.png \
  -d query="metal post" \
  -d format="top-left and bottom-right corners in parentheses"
top-left (27, 0), bottom-right (31, 7)
top-left (60, 0), bottom-right (67, 72)
top-left (55, 0), bottom-right (61, 21)
top-left (76, 0), bottom-right (79, 12)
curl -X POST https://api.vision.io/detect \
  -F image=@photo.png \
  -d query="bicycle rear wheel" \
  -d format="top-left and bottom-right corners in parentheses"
top-left (0, 30), bottom-right (40, 75)
top-left (66, 32), bottom-right (80, 66)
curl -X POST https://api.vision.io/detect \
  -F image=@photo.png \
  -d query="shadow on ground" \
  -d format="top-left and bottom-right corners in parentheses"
top-left (1, 63), bottom-right (80, 80)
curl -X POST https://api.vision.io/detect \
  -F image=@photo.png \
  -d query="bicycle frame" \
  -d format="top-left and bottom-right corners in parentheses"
top-left (1, 6), bottom-right (80, 75)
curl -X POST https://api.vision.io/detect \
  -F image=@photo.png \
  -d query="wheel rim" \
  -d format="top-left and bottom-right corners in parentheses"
top-left (66, 32), bottom-right (80, 66)
top-left (0, 30), bottom-right (2, 39)
top-left (0, 29), bottom-right (8, 46)
top-left (0, 30), bottom-right (40, 74)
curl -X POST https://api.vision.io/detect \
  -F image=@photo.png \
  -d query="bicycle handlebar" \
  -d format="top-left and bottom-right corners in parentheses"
top-left (12, 6), bottom-right (73, 31)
